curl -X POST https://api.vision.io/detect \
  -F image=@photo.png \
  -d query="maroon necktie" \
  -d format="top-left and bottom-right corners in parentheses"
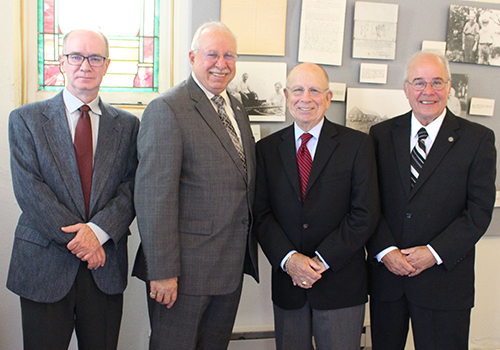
top-left (297, 133), bottom-right (313, 200)
top-left (74, 105), bottom-right (93, 219)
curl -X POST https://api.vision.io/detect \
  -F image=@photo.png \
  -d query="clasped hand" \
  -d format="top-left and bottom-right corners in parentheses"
top-left (382, 246), bottom-right (437, 277)
top-left (63, 223), bottom-right (106, 270)
top-left (286, 253), bottom-right (327, 289)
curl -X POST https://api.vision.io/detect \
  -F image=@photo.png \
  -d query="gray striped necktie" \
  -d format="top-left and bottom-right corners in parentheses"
top-left (410, 127), bottom-right (428, 188)
top-left (211, 95), bottom-right (247, 173)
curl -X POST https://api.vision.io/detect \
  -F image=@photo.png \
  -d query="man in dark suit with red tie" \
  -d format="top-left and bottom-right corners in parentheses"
top-left (367, 51), bottom-right (496, 350)
top-left (253, 63), bottom-right (380, 350)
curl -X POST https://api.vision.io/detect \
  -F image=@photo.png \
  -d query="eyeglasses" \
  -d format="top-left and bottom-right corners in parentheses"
top-left (287, 87), bottom-right (330, 97)
top-left (197, 50), bottom-right (238, 62)
top-left (63, 54), bottom-right (107, 67)
top-left (407, 79), bottom-right (449, 91)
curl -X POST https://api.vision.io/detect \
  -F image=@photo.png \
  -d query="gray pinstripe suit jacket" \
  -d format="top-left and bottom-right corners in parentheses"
top-left (132, 75), bottom-right (259, 295)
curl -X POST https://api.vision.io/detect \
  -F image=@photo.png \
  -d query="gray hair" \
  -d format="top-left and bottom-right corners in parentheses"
top-left (404, 51), bottom-right (451, 83)
top-left (190, 22), bottom-right (237, 52)
top-left (62, 29), bottom-right (110, 58)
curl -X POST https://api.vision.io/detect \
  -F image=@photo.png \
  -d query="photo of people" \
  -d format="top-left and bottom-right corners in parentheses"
top-left (229, 62), bottom-right (287, 122)
top-left (447, 4), bottom-right (500, 66)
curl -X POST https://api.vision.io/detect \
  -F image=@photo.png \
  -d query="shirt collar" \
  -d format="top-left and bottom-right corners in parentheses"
top-left (411, 109), bottom-right (446, 141)
top-left (63, 88), bottom-right (102, 115)
top-left (294, 117), bottom-right (325, 142)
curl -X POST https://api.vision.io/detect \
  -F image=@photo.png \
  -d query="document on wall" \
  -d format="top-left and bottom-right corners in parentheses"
top-left (298, 0), bottom-right (347, 66)
top-left (352, 2), bottom-right (399, 60)
top-left (221, 0), bottom-right (287, 56)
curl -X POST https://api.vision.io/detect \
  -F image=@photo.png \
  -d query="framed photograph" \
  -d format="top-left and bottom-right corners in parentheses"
top-left (346, 88), bottom-right (410, 133)
top-left (230, 62), bottom-right (287, 122)
top-left (449, 73), bottom-right (468, 117)
top-left (446, 4), bottom-right (500, 66)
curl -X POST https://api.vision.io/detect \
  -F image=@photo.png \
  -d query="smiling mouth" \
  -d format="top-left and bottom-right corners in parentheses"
top-left (420, 101), bottom-right (437, 104)
top-left (210, 71), bottom-right (229, 78)
top-left (298, 107), bottom-right (313, 111)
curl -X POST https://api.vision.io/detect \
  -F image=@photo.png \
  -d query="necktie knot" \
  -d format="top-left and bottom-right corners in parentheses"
top-left (417, 127), bottom-right (428, 141)
top-left (211, 95), bottom-right (225, 108)
top-left (79, 105), bottom-right (91, 114)
top-left (301, 132), bottom-right (313, 145)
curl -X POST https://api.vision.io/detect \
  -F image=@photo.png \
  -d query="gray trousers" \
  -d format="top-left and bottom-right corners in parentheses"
top-left (147, 281), bottom-right (243, 350)
top-left (273, 301), bottom-right (365, 350)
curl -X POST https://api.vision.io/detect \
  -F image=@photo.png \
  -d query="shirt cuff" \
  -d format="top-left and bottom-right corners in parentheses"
top-left (426, 244), bottom-right (443, 265)
top-left (376, 246), bottom-right (398, 262)
top-left (87, 222), bottom-right (110, 246)
top-left (315, 251), bottom-right (330, 270)
top-left (281, 250), bottom-right (298, 272)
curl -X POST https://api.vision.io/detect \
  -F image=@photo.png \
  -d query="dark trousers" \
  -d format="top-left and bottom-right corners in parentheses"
top-left (147, 280), bottom-right (243, 350)
top-left (20, 262), bottom-right (123, 350)
top-left (370, 295), bottom-right (471, 350)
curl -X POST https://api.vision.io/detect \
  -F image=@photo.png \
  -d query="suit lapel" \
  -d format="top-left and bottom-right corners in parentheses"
top-left (392, 113), bottom-right (412, 198)
top-left (409, 110), bottom-right (459, 198)
top-left (306, 119), bottom-right (338, 196)
top-left (42, 92), bottom-right (86, 219)
top-left (278, 125), bottom-right (301, 199)
top-left (188, 76), bottom-right (248, 181)
top-left (90, 101), bottom-right (122, 215)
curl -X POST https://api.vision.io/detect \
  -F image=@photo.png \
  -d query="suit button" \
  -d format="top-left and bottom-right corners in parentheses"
top-left (303, 223), bottom-right (309, 229)
top-left (406, 212), bottom-right (412, 219)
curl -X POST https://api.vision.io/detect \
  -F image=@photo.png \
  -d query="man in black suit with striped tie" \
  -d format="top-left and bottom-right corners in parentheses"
top-left (367, 51), bottom-right (497, 350)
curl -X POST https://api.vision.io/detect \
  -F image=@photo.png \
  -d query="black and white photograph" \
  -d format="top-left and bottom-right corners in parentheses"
top-left (229, 61), bottom-right (287, 122)
top-left (449, 73), bottom-right (468, 117)
top-left (446, 4), bottom-right (500, 66)
top-left (345, 88), bottom-right (410, 133)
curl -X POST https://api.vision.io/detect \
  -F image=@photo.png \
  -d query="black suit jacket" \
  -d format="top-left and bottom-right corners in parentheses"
top-left (253, 118), bottom-right (380, 310)
top-left (367, 109), bottom-right (496, 310)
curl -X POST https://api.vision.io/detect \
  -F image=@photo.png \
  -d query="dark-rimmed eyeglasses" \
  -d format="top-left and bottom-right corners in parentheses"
top-left (63, 54), bottom-right (107, 67)
top-left (407, 79), bottom-right (449, 91)
top-left (286, 87), bottom-right (330, 97)
top-left (197, 50), bottom-right (238, 62)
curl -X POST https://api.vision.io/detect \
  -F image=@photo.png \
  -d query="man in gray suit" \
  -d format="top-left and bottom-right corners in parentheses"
top-left (7, 29), bottom-right (139, 350)
top-left (132, 22), bottom-right (258, 350)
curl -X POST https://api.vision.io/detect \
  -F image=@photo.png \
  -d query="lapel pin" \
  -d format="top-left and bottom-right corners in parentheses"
top-left (236, 106), bottom-right (241, 111)
top-left (448, 136), bottom-right (454, 142)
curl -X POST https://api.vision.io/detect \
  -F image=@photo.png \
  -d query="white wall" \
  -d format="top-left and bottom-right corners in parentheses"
top-left (2, 0), bottom-right (500, 349)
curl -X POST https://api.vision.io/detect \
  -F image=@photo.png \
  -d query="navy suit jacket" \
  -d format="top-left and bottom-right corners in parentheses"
top-left (253, 118), bottom-right (379, 310)
top-left (367, 109), bottom-right (496, 310)
top-left (7, 91), bottom-right (139, 303)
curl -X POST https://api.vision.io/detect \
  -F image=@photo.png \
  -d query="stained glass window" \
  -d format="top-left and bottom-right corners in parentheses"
top-left (38, 0), bottom-right (159, 93)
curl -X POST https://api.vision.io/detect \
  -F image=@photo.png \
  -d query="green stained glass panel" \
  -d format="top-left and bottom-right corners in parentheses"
top-left (38, 0), bottom-right (159, 92)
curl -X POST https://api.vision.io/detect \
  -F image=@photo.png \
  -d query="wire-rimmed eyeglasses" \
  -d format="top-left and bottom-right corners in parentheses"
top-left (286, 87), bottom-right (330, 97)
top-left (197, 50), bottom-right (238, 62)
top-left (63, 54), bottom-right (107, 67)
top-left (406, 79), bottom-right (449, 91)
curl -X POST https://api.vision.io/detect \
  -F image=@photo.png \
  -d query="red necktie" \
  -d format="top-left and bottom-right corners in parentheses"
top-left (74, 105), bottom-right (93, 219)
top-left (297, 133), bottom-right (313, 200)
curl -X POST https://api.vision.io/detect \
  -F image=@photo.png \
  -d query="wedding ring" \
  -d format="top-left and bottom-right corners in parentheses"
top-left (149, 292), bottom-right (157, 298)
top-left (301, 281), bottom-right (307, 286)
